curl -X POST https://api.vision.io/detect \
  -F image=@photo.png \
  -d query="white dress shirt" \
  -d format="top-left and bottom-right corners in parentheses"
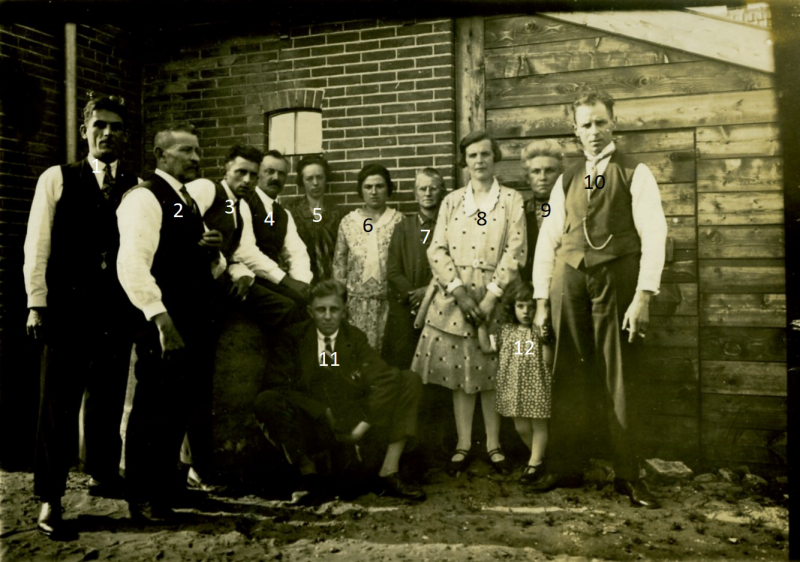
top-left (532, 142), bottom-right (667, 299)
top-left (23, 157), bottom-right (139, 308)
top-left (116, 168), bottom-right (226, 321)
top-left (252, 187), bottom-right (313, 284)
top-left (317, 329), bottom-right (339, 357)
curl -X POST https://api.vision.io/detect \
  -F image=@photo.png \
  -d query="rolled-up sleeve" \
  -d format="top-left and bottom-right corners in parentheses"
top-left (117, 188), bottom-right (166, 320)
top-left (631, 164), bottom-right (668, 294)
top-left (533, 175), bottom-right (565, 300)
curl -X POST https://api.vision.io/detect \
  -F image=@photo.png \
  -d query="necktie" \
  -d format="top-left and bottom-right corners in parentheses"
top-left (101, 167), bottom-right (115, 201)
top-left (180, 185), bottom-right (199, 216)
top-left (585, 145), bottom-right (615, 200)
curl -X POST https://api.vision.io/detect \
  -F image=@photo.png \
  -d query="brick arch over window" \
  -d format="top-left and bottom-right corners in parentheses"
top-left (261, 88), bottom-right (325, 114)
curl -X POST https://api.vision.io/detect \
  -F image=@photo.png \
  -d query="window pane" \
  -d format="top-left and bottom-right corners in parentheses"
top-left (269, 112), bottom-right (296, 154)
top-left (295, 111), bottom-right (322, 155)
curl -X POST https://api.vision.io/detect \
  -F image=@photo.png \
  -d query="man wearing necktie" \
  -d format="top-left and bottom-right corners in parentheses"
top-left (24, 96), bottom-right (142, 537)
top-left (531, 92), bottom-right (667, 508)
top-left (116, 123), bottom-right (225, 522)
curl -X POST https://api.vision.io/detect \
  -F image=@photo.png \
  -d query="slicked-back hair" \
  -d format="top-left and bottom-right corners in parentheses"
top-left (415, 167), bottom-right (444, 188)
top-left (296, 155), bottom-right (332, 183)
top-left (263, 149), bottom-right (289, 165)
top-left (572, 91), bottom-right (615, 123)
top-left (154, 123), bottom-right (198, 150)
top-left (310, 278), bottom-right (348, 304)
top-left (226, 144), bottom-right (263, 166)
top-left (83, 95), bottom-right (126, 125)
top-left (520, 140), bottom-right (564, 170)
top-left (357, 163), bottom-right (394, 198)
top-left (458, 130), bottom-right (502, 169)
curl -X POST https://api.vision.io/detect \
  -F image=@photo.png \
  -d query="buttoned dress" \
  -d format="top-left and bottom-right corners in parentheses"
top-left (412, 181), bottom-right (526, 394)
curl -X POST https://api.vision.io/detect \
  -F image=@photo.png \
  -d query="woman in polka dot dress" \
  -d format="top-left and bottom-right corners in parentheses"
top-left (412, 131), bottom-right (526, 476)
top-left (479, 279), bottom-right (553, 485)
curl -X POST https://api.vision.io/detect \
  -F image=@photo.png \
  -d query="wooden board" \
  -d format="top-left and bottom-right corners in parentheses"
top-left (700, 394), bottom-right (786, 431)
top-left (701, 361), bottom-right (787, 396)
top-left (697, 124), bottom-right (782, 159)
top-left (639, 383), bottom-right (698, 417)
top-left (698, 192), bottom-right (784, 226)
top-left (661, 250), bottom-right (697, 283)
top-left (665, 216), bottom-right (696, 250)
top-left (651, 283), bottom-right (697, 317)
top-left (698, 225), bottom-right (785, 259)
top-left (485, 14), bottom-right (606, 49)
top-left (487, 61), bottom-right (773, 108)
top-left (498, 130), bottom-right (695, 159)
top-left (660, 184), bottom-right (695, 217)
top-left (702, 427), bottom-right (786, 465)
top-left (485, 37), bottom-right (702, 80)
top-left (700, 293), bottom-right (786, 328)
top-left (542, 11), bottom-right (775, 73)
top-left (698, 259), bottom-right (785, 293)
top-left (641, 355), bottom-right (699, 386)
top-left (646, 315), bottom-right (698, 349)
top-left (637, 415), bottom-right (699, 464)
top-left (456, 17), bottom-right (485, 189)
top-left (699, 326), bottom-right (786, 362)
top-left (487, 90), bottom-right (778, 138)
top-left (696, 157), bottom-right (783, 192)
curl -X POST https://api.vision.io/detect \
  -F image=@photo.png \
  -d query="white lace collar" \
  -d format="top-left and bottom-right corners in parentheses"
top-left (464, 178), bottom-right (500, 217)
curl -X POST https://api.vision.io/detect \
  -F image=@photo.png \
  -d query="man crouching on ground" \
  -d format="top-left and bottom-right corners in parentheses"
top-left (254, 279), bottom-right (426, 504)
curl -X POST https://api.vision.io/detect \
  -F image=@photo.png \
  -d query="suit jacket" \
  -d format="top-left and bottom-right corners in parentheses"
top-left (282, 320), bottom-right (404, 434)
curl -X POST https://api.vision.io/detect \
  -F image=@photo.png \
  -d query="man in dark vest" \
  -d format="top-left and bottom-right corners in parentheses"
top-left (248, 150), bottom-right (313, 305)
top-left (531, 92), bottom-right (667, 508)
top-left (24, 95), bottom-right (141, 537)
top-left (116, 123), bottom-right (224, 522)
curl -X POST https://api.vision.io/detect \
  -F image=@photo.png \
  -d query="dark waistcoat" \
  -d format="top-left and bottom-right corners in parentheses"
top-left (140, 174), bottom-right (216, 326)
top-left (247, 190), bottom-right (288, 261)
top-left (47, 160), bottom-right (138, 313)
top-left (202, 182), bottom-right (242, 261)
top-left (559, 151), bottom-right (642, 269)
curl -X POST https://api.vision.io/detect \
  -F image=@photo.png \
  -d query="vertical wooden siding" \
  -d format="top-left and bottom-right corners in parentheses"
top-left (475, 14), bottom-right (785, 471)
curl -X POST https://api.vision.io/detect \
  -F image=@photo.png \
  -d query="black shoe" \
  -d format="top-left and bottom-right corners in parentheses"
top-left (487, 448), bottom-right (512, 476)
top-left (288, 474), bottom-right (325, 506)
top-left (519, 463), bottom-right (545, 485)
top-left (378, 473), bottom-right (426, 501)
top-left (614, 478), bottom-right (661, 509)
top-left (445, 448), bottom-right (472, 477)
top-left (128, 501), bottom-right (176, 523)
top-left (186, 467), bottom-right (223, 494)
top-left (37, 501), bottom-right (63, 537)
top-left (88, 476), bottom-right (125, 499)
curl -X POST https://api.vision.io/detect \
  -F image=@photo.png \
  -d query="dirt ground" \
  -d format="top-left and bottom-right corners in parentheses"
top-left (0, 458), bottom-right (788, 562)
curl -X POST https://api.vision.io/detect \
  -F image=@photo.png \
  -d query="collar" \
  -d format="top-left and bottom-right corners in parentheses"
top-left (317, 329), bottom-right (339, 342)
top-left (154, 168), bottom-right (185, 194)
top-left (255, 187), bottom-right (276, 207)
top-left (417, 211), bottom-right (437, 227)
top-left (220, 180), bottom-right (236, 201)
top-left (360, 206), bottom-right (398, 229)
top-left (464, 178), bottom-right (500, 217)
top-left (584, 141), bottom-right (616, 164)
top-left (88, 156), bottom-right (118, 177)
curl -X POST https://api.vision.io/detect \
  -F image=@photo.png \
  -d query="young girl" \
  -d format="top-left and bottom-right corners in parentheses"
top-left (479, 279), bottom-right (553, 484)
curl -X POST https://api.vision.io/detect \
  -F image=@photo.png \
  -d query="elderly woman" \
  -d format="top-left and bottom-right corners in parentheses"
top-left (520, 140), bottom-right (564, 281)
top-left (283, 155), bottom-right (343, 282)
top-left (333, 164), bottom-right (404, 351)
top-left (412, 131), bottom-right (526, 475)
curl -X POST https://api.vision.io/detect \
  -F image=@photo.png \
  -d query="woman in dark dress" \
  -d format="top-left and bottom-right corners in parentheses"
top-left (284, 156), bottom-right (343, 282)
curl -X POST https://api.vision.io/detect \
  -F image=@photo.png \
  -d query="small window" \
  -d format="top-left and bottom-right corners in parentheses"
top-left (268, 110), bottom-right (322, 156)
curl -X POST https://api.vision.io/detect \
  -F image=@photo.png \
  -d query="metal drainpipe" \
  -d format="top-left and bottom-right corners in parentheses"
top-left (65, 23), bottom-right (77, 162)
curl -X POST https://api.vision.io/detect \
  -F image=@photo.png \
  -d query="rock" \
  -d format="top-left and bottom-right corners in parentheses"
top-left (645, 459), bottom-right (694, 481)
top-left (743, 473), bottom-right (768, 491)
top-left (719, 468), bottom-right (739, 483)
top-left (82, 549), bottom-right (100, 561)
top-left (693, 473), bottom-right (716, 483)
top-left (732, 465), bottom-right (751, 479)
top-left (682, 493), bottom-right (708, 508)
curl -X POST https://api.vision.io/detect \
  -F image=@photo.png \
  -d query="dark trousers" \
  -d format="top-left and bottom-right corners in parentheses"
top-left (183, 277), bottom-right (306, 475)
top-left (125, 318), bottom-right (214, 505)
top-left (33, 323), bottom-right (132, 501)
top-left (548, 253), bottom-right (643, 482)
top-left (381, 306), bottom-right (421, 370)
top-left (255, 277), bottom-right (308, 311)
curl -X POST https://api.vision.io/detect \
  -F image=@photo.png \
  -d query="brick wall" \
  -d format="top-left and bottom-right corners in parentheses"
top-left (142, 18), bottom-right (456, 214)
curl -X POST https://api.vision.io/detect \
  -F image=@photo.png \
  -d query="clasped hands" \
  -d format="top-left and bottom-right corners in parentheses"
top-left (452, 286), bottom-right (495, 328)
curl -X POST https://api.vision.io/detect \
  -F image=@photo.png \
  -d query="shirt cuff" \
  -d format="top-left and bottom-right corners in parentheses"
top-left (143, 301), bottom-right (167, 322)
top-left (267, 269), bottom-right (287, 285)
top-left (27, 296), bottom-right (47, 308)
top-left (446, 278), bottom-right (463, 294)
top-left (487, 283), bottom-right (503, 298)
top-left (635, 280), bottom-right (661, 296)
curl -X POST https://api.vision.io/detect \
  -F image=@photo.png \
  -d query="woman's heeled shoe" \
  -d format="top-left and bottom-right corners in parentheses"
top-left (519, 463), bottom-right (545, 485)
top-left (488, 447), bottom-right (512, 475)
top-left (446, 449), bottom-right (472, 476)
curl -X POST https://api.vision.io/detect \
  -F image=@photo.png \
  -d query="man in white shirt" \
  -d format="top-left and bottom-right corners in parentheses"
top-left (116, 123), bottom-right (225, 523)
top-left (246, 150), bottom-right (313, 305)
top-left (531, 92), bottom-right (667, 509)
top-left (24, 96), bottom-right (142, 537)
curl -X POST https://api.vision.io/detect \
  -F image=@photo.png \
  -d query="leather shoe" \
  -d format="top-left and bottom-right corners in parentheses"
top-left (128, 501), bottom-right (176, 523)
top-left (37, 501), bottom-right (63, 537)
top-left (487, 448), bottom-right (512, 476)
top-left (445, 448), bottom-right (472, 477)
top-left (378, 473), bottom-right (426, 501)
top-left (186, 467), bottom-right (222, 494)
top-left (519, 463), bottom-right (545, 485)
top-left (526, 470), bottom-right (583, 493)
top-left (614, 478), bottom-right (661, 509)
top-left (88, 476), bottom-right (125, 499)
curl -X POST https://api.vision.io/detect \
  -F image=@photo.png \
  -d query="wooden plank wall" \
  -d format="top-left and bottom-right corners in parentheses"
top-left (479, 14), bottom-right (786, 472)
